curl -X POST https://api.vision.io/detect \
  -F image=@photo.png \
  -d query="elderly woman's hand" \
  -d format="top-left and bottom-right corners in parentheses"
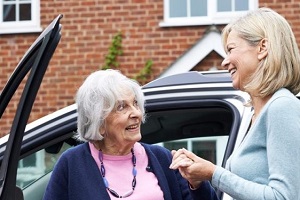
top-left (169, 148), bottom-right (216, 189)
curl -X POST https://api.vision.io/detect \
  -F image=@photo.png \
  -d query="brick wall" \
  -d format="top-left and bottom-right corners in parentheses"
top-left (0, 0), bottom-right (300, 136)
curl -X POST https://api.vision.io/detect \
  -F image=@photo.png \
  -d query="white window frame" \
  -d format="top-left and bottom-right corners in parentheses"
top-left (160, 0), bottom-right (258, 27)
top-left (0, 0), bottom-right (42, 34)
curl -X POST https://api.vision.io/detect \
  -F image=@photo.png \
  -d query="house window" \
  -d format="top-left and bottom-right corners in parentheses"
top-left (0, 0), bottom-right (42, 34)
top-left (160, 0), bottom-right (258, 27)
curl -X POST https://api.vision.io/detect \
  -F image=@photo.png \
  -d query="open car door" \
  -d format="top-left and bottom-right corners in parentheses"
top-left (0, 14), bottom-right (63, 200)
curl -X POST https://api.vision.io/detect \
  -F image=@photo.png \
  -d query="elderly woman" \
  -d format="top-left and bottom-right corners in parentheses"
top-left (43, 69), bottom-right (218, 200)
top-left (170, 7), bottom-right (300, 200)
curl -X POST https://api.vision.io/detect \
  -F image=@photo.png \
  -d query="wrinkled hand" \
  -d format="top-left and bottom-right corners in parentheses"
top-left (169, 148), bottom-right (216, 189)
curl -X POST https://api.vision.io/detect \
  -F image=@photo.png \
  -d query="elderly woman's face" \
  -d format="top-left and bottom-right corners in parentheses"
top-left (101, 89), bottom-right (142, 147)
top-left (221, 30), bottom-right (260, 91)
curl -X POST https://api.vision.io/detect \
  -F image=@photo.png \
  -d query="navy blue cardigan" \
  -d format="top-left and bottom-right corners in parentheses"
top-left (43, 142), bottom-right (218, 200)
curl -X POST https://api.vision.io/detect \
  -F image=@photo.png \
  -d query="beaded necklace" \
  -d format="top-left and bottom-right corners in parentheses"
top-left (98, 148), bottom-right (137, 198)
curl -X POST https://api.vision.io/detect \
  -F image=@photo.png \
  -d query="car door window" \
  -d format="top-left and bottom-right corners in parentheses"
top-left (160, 135), bottom-right (228, 166)
top-left (16, 142), bottom-right (72, 189)
top-left (141, 98), bottom-right (241, 169)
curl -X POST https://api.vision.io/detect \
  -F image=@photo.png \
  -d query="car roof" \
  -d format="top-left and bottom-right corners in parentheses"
top-left (143, 70), bottom-right (232, 89)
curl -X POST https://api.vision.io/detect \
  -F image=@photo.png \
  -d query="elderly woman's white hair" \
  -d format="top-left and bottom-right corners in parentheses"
top-left (75, 69), bottom-right (145, 142)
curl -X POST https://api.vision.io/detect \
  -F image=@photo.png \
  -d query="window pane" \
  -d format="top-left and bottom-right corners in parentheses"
top-left (3, 5), bottom-right (16, 21)
top-left (235, 0), bottom-right (248, 11)
top-left (164, 141), bottom-right (187, 151)
top-left (192, 141), bottom-right (216, 163)
top-left (191, 0), bottom-right (207, 17)
top-left (20, 3), bottom-right (31, 20)
top-left (22, 153), bottom-right (36, 166)
top-left (170, 0), bottom-right (187, 17)
top-left (17, 142), bottom-right (72, 189)
top-left (217, 0), bottom-right (231, 12)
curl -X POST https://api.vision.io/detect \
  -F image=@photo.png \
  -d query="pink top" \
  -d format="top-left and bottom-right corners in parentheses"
top-left (89, 142), bottom-right (164, 200)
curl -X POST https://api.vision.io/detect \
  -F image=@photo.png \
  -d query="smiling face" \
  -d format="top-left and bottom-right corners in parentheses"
top-left (221, 30), bottom-right (261, 91)
top-left (100, 88), bottom-right (142, 151)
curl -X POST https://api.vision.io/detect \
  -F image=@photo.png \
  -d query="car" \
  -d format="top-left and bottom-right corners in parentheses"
top-left (0, 69), bottom-right (251, 200)
top-left (0, 17), bottom-right (299, 200)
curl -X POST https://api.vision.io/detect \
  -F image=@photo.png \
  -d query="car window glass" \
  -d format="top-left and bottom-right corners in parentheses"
top-left (16, 142), bottom-right (71, 189)
top-left (155, 136), bottom-right (228, 166)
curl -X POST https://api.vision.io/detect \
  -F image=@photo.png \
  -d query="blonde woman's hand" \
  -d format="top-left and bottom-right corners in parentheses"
top-left (170, 148), bottom-right (216, 189)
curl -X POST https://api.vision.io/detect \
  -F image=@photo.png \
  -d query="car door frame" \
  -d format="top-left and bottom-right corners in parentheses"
top-left (0, 14), bottom-right (63, 200)
top-left (141, 96), bottom-right (243, 199)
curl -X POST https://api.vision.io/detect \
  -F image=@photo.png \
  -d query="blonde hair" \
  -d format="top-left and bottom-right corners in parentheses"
top-left (222, 7), bottom-right (300, 97)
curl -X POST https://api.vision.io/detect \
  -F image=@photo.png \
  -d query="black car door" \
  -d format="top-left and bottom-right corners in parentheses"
top-left (0, 14), bottom-right (63, 200)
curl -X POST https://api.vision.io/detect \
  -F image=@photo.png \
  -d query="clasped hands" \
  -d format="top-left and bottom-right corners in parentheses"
top-left (169, 148), bottom-right (216, 189)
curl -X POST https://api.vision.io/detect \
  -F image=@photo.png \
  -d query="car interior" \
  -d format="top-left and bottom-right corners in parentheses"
top-left (142, 107), bottom-right (233, 144)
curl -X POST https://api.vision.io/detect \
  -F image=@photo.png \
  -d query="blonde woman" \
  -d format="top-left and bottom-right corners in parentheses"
top-left (170, 8), bottom-right (300, 200)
